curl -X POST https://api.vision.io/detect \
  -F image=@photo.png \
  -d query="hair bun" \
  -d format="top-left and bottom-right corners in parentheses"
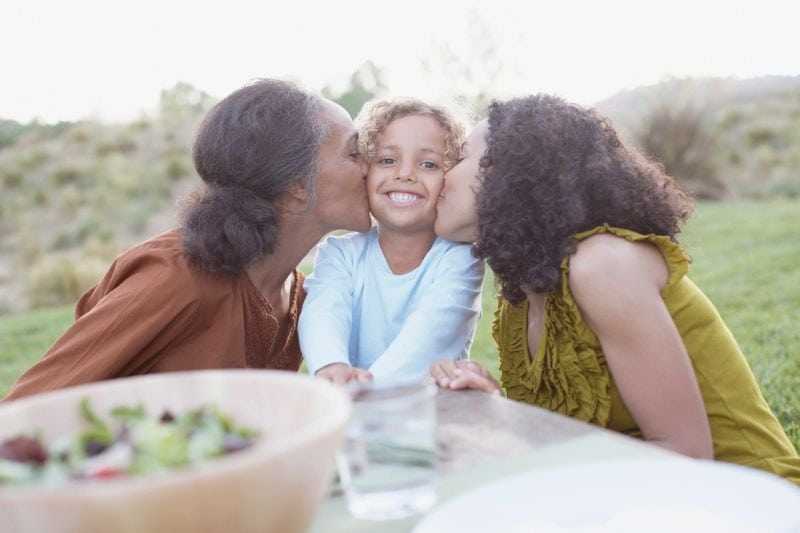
top-left (181, 185), bottom-right (278, 275)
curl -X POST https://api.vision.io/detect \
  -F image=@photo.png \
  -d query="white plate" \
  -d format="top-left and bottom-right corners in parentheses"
top-left (413, 458), bottom-right (800, 533)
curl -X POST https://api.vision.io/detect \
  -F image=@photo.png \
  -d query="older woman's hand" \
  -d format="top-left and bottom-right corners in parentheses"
top-left (428, 359), bottom-right (502, 395)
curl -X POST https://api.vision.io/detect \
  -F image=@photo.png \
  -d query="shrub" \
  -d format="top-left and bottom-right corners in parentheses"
top-left (1, 167), bottom-right (24, 189)
top-left (165, 155), bottom-right (190, 181)
top-left (51, 165), bottom-right (82, 186)
top-left (25, 257), bottom-right (106, 309)
top-left (634, 98), bottom-right (727, 199)
top-left (67, 127), bottom-right (91, 144)
top-left (19, 149), bottom-right (49, 170)
top-left (95, 136), bottom-right (137, 156)
top-left (747, 127), bottom-right (775, 146)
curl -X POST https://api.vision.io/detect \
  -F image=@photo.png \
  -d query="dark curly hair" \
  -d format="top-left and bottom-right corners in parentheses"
top-left (474, 94), bottom-right (695, 305)
top-left (181, 79), bottom-right (327, 275)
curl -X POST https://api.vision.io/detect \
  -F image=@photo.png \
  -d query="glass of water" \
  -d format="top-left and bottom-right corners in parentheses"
top-left (336, 380), bottom-right (438, 521)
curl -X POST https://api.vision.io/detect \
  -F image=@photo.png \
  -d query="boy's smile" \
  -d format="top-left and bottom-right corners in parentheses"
top-left (386, 190), bottom-right (423, 206)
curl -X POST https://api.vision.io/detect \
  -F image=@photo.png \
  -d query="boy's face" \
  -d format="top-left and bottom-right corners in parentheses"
top-left (367, 114), bottom-right (447, 235)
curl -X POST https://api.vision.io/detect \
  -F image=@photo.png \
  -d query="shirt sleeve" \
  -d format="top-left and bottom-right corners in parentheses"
top-left (298, 236), bottom-right (356, 375)
top-left (3, 255), bottom-right (200, 401)
top-left (368, 243), bottom-right (485, 382)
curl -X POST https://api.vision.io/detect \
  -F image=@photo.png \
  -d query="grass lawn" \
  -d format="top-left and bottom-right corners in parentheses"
top-left (1, 201), bottom-right (798, 450)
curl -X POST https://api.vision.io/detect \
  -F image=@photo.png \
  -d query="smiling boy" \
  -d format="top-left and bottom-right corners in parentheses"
top-left (299, 98), bottom-right (484, 384)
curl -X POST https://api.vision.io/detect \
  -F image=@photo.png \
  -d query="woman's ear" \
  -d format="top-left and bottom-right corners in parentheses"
top-left (277, 181), bottom-right (313, 215)
top-left (286, 182), bottom-right (310, 203)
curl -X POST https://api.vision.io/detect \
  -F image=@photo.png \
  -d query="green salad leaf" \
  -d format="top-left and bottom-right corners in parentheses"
top-left (0, 400), bottom-right (258, 487)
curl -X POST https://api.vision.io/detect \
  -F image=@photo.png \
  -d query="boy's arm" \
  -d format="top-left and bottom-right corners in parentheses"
top-left (368, 244), bottom-right (484, 382)
top-left (298, 237), bottom-right (357, 375)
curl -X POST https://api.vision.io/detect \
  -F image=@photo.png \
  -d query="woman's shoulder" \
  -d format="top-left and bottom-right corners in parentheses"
top-left (116, 230), bottom-right (191, 274)
top-left (571, 232), bottom-right (661, 274)
top-left (567, 225), bottom-right (689, 294)
top-left (107, 229), bottom-right (228, 295)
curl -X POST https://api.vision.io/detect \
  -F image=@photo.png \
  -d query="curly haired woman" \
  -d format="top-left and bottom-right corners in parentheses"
top-left (430, 94), bottom-right (800, 484)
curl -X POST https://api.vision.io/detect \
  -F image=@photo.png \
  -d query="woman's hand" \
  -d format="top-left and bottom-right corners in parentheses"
top-left (428, 359), bottom-right (502, 395)
top-left (315, 363), bottom-right (373, 385)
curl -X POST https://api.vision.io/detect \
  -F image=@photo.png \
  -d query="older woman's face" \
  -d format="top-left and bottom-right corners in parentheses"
top-left (434, 120), bottom-right (488, 243)
top-left (313, 100), bottom-right (372, 233)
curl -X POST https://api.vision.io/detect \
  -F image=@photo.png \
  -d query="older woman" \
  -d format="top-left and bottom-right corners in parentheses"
top-left (4, 79), bottom-right (371, 401)
top-left (430, 94), bottom-right (800, 484)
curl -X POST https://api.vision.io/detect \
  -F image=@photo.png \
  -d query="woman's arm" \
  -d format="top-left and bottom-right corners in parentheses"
top-left (3, 259), bottom-right (200, 401)
top-left (568, 234), bottom-right (713, 459)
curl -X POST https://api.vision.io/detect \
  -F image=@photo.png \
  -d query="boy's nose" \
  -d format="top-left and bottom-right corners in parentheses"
top-left (394, 171), bottom-right (417, 183)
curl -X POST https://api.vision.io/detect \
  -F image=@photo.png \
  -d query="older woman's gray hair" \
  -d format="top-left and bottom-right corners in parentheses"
top-left (182, 79), bottom-right (328, 275)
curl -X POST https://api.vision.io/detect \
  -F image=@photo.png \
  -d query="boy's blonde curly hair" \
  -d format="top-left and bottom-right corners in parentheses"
top-left (355, 98), bottom-right (465, 170)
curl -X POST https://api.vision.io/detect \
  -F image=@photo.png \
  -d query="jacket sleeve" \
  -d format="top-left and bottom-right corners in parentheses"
top-left (368, 243), bottom-right (485, 382)
top-left (298, 236), bottom-right (356, 375)
top-left (3, 254), bottom-right (200, 402)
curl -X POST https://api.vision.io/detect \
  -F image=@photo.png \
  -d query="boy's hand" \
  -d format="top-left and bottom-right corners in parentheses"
top-left (315, 363), bottom-right (373, 385)
top-left (428, 359), bottom-right (502, 395)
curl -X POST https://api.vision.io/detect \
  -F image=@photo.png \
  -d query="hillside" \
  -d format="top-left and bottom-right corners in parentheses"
top-left (1, 77), bottom-right (799, 314)
top-left (596, 75), bottom-right (800, 199)
top-left (0, 84), bottom-right (216, 314)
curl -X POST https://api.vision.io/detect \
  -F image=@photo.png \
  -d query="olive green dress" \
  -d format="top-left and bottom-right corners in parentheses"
top-left (493, 225), bottom-right (800, 484)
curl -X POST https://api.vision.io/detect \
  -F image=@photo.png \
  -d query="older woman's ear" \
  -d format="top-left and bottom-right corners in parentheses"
top-left (279, 182), bottom-right (312, 214)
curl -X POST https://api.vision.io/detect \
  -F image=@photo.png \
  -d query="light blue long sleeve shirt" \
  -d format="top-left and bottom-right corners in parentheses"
top-left (299, 227), bottom-right (484, 383)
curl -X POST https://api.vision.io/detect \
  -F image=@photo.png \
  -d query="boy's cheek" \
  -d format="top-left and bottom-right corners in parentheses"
top-left (365, 166), bottom-right (382, 185)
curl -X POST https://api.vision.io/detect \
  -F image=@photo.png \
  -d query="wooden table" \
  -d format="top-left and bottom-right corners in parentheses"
top-left (310, 388), bottom-right (675, 532)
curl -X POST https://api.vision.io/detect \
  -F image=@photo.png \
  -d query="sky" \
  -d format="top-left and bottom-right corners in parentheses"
top-left (2, 0), bottom-right (798, 123)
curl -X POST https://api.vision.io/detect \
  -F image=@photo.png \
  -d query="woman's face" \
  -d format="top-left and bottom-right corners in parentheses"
top-left (434, 120), bottom-right (488, 243)
top-left (313, 99), bottom-right (372, 233)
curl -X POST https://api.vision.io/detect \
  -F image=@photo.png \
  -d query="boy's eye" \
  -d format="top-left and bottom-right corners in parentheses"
top-left (378, 157), bottom-right (396, 165)
top-left (420, 161), bottom-right (439, 170)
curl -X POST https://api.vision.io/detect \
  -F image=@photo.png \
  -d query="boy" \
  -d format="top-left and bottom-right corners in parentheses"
top-left (299, 98), bottom-right (484, 384)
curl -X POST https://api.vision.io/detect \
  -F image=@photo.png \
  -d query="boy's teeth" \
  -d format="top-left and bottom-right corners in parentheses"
top-left (388, 192), bottom-right (419, 203)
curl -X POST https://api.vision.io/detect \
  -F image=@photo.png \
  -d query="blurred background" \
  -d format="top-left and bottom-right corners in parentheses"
top-left (1, 0), bottom-right (798, 313)
top-left (1, 0), bottom-right (798, 443)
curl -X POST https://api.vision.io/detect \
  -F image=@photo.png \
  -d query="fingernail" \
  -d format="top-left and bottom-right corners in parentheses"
top-left (439, 378), bottom-right (450, 387)
top-left (453, 369), bottom-right (463, 375)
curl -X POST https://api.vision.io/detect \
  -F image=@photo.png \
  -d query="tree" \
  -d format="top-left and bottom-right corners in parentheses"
top-left (158, 82), bottom-right (217, 126)
top-left (421, 10), bottom-right (506, 120)
top-left (323, 61), bottom-right (388, 118)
